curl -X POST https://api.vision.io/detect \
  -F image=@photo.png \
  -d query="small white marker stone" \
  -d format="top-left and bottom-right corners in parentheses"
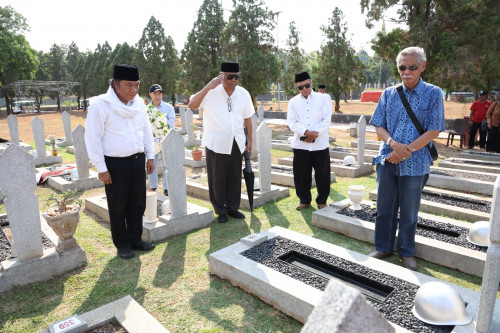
top-left (49, 315), bottom-right (87, 333)
top-left (240, 233), bottom-right (268, 246)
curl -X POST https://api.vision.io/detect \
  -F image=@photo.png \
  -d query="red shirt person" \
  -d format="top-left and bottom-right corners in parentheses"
top-left (468, 91), bottom-right (492, 149)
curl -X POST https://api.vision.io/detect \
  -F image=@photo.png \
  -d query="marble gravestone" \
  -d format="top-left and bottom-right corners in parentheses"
top-left (476, 175), bottom-right (500, 333)
top-left (183, 109), bottom-right (200, 147)
top-left (0, 144), bottom-right (43, 261)
top-left (73, 125), bottom-right (89, 179)
top-left (250, 113), bottom-right (258, 160)
top-left (162, 130), bottom-right (188, 218)
top-left (60, 111), bottom-right (73, 146)
top-left (357, 115), bottom-right (366, 166)
top-left (7, 114), bottom-right (19, 146)
top-left (31, 116), bottom-right (62, 166)
top-left (179, 106), bottom-right (187, 134)
top-left (257, 105), bottom-right (264, 124)
top-left (257, 122), bottom-right (272, 193)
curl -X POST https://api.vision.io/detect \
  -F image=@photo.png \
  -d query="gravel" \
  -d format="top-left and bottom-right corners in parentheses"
top-left (450, 159), bottom-right (500, 167)
top-left (431, 169), bottom-right (497, 182)
top-left (337, 204), bottom-right (486, 253)
top-left (0, 216), bottom-right (55, 262)
top-left (241, 236), bottom-right (455, 333)
top-left (421, 189), bottom-right (491, 213)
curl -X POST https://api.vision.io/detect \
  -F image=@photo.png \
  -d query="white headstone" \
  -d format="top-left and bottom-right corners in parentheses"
top-left (179, 106), bottom-right (187, 134)
top-left (357, 116), bottom-right (366, 165)
top-left (250, 114), bottom-right (258, 159)
top-left (7, 114), bottom-right (19, 146)
top-left (61, 111), bottom-right (73, 145)
top-left (0, 145), bottom-right (43, 261)
top-left (186, 109), bottom-right (194, 141)
top-left (31, 116), bottom-right (46, 157)
top-left (257, 122), bottom-right (272, 192)
top-left (476, 175), bottom-right (500, 333)
top-left (258, 105), bottom-right (264, 124)
top-left (72, 125), bottom-right (90, 179)
top-left (161, 130), bottom-right (187, 218)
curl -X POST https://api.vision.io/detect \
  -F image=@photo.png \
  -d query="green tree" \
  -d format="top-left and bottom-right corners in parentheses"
top-left (86, 42), bottom-right (112, 97)
top-left (223, 0), bottom-right (279, 106)
top-left (135, 16), bottom-right (179, 105)
top-left (0, 5), bottom-right (39, 113)
top-left (108, 43), bottom-right (136, 73)
top-left (66, 42), bottom-right (84, 109)
top-left (317, 7), bottom-right (365, 112)
top-left (181, 0), bottom-right (225, 97)
top-left (46, 44), bottom-right (68, 111)
top-left (282, 21), bottom-right (306, 97)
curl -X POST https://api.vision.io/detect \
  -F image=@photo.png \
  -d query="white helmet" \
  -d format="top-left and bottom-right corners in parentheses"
top-left (467, 221), bottom-right (490, 247)
top-left (343, 155), bottom-right (356, 166)
top-left (412, 281), bottom-right (472, 326)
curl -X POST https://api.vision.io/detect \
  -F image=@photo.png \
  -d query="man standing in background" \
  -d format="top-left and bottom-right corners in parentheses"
top-left (468, 90), bottom-right (491, 149)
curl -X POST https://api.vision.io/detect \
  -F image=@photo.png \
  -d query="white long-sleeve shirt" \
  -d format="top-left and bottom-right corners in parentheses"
top-left (287, 91), bottom-right (332, 151)
top-left (85, 87), bottom-right (154, 173)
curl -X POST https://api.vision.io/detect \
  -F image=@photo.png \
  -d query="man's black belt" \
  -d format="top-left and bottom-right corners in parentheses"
top-left (105, 152), bottom-right (144, 160)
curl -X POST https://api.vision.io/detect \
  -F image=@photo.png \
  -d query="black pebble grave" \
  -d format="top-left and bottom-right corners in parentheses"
top-left (337, 204), bottom-right (487, 253)
top-left (421, 189), bottom-right (491, 213)
top-left (431, 169), bottom-right (497, 182)
top-left (450, 159), bottom-right (500, 167)
top-left (0, 216), bottom-right (55, 262)
top-left (241, 236), bottom-right (455, 333)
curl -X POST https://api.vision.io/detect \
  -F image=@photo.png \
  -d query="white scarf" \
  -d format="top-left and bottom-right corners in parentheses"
top-left (90, 86), bottom-right (144, 118)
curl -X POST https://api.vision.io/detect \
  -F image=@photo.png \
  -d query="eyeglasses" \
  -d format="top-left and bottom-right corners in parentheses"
top-left (226, 74), bottom-right (240, 80)
top-left (297, 83), bottom-right (311, 90)
top-left (398, 65), bottom-right (420, 71)
top-left (227, 97), bottom-right (232, 112)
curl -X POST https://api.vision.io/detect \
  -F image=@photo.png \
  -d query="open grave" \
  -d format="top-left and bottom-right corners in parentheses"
top-left (209, 226), bottom-right (500, 332)
top-left (369, 187), bottom-right (490, 222)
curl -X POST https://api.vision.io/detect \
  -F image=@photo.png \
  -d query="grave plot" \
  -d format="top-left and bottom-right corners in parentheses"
top-left (44, 111), bottom-right (73, 147)
top-left (0, 145), bottom-right (86, 293)
top-left (209, 226), bottom-right (500, 332)
top-left (86, 130), bottom-right (213, 242)
top-left (428, 167), bottom-right (498, 196)
top-left (351, 139), bottom-right (380, 150)
top-left (278, 156), bottom-right (374, 178)
top-left (459, 150), bottom-right (500, 163)
top-left (41, 126), bottom-right (103, 192)
top-left (271, 139), bottom-right (293, 151)
top-left (251, 163), bottom-right (336, 187)
top-left (37, 295), bottom-right (169, 333)
top-left (0, 114), bottom-right (33, 154)
top-left (312, 200), bottom-right (486, 277)
top-left (439, 158), bottom-right (500, 174)
top-left (369, 187), bottom-right (490, 222)
top-left (329, 146), bottom-right (377, 164)
top-left (31, 116), bottom-right (63, 166)
top-left (182, 109), bottom-right (202, 147)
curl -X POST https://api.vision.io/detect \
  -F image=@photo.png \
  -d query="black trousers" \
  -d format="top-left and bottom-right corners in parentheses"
top-left (293, 148), bottom-right (331, 205)
top-left (469, 121), bottom-right (487, 148)
top-left (206, 140), bottom-right (243, 215)
top-left (487, 127), bottom-right (500, 153)
top-left (104, 153), bottom-right (146, 250)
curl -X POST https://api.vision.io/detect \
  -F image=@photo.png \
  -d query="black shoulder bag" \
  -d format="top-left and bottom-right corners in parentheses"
top-left (396, 85), bottom-right (438, 161)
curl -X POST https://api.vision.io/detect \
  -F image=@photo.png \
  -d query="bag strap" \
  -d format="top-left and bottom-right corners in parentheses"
top-left (396, 85), bottom-right (435, 156)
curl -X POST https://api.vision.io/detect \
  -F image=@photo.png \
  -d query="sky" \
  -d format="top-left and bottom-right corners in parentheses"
top-left (4, 0), bottom-right (404, 56)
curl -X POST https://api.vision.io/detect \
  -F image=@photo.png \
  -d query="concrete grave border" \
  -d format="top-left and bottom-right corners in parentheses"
top-left (311, 199), bottom-right (487, 277)
top-left (427, 167), bottom-right (497, 196)
top-left (0, 213), bottom-right (87, 293)
top-left (37, 295), bottom-right (169, 333)
top-left (278, 156), bottom-right (374, 178)
top-left (439, 158), bottom-right (500, 174)
top-left (459, 150), bottom-right (500, 163)
top-left (209, 226), bottom-right (500, 332)
top-left (330, 147), bottom-right (377, 164)
top-left (253, 164), bottom-right (336, 187)
top-left (40, 166), bottom-right (104, 192)
top-left (369, 188), bottom-right (491, 222)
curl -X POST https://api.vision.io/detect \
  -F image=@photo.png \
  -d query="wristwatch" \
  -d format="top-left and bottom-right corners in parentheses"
top-left (386, 137), bottom-right (393, 146)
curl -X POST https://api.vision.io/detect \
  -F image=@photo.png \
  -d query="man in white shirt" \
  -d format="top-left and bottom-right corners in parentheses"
top-left (188, 62), bottom-right (254, 223)
top-left (147, 84), bottom-right (176, 196)
top-left (287, 71), bottom-right (332, 210)
top-left (85, 64), bottom-right (156, 259)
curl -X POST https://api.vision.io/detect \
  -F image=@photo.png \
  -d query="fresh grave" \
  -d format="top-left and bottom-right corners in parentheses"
top-left (427, 167), bottom-right (498, 196)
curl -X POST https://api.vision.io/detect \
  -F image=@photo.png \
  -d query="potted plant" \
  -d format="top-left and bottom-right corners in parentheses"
top-left (191, 144), bottom-right (202, 161)
top-left (42, 190), bottom-right (82, 252)
top-left (47, 134), bottom-right (58, 156)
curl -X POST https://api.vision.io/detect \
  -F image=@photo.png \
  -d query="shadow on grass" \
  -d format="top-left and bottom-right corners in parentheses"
top-left (75, 255), bottom-right (142, 315)
top-left (263, 201), bottom-right (289, 228)
top-left (152, 233), bottom-right (188, 289)
top-left (0, 265), bottom-right (86, 331)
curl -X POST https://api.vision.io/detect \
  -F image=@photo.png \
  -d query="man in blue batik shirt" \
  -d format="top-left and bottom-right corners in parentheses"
top-left (368, 46), bottom-right (445, 271)
top-left (148, 84), bottom-right (176, 196)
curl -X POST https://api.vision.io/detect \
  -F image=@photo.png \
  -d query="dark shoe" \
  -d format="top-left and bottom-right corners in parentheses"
top-left (296, 203), bottom-right (311, 210)
top-left (131, 241), bottom-right (155, 251)
top-left (400, 256), bottom-right (418, 271)
top-left (117, 248), bottom-right (134, 259)
top-left (163, 189), bottom-right (168, 196)
top-left (228, 210), bottom-right (245, 219)
top-left (318, 204), bottom-right (327, 209)
top-left (218, 214), bottom-right (228, 223)
top-left (367, 250), bottom-right (393, 259)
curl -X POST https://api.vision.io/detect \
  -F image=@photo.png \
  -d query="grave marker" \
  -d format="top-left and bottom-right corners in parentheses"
top-left (357, 115), bottom-right (366, 166)
top-left (61, 111), bottom-right (73, 145)
top-left (72, 125), bottom-right (89, 179)
top-left (0, 144), bottom-right (43, 261)
top-left (257, 105), bottom-right (264, 124)
top-left (31, 116), bottom-right (46, 157)
top-left (186, 109), bottom-right (194, 142)
top-left (257, 122), bottom-right (272, 192)
top-left (7, 114), bottom-right (19, 146)
top-left (162, 130), bottom-right (187, 218)
top-left (179, 106), bottom-right (187, 134)
top-left (250, 113), bottom-right (258, 159)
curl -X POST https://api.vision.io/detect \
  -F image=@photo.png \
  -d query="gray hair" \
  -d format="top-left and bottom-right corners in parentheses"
top-left (396, 47), bottom-right (427, 65)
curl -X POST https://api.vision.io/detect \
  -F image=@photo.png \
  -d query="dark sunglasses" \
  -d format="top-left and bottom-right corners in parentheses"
top-left (297, 83), bottom-right (311, 90)
top-left (398, 65), bottom-right (420, 71)
top-left (226, 74), bottom-right (240, 80)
